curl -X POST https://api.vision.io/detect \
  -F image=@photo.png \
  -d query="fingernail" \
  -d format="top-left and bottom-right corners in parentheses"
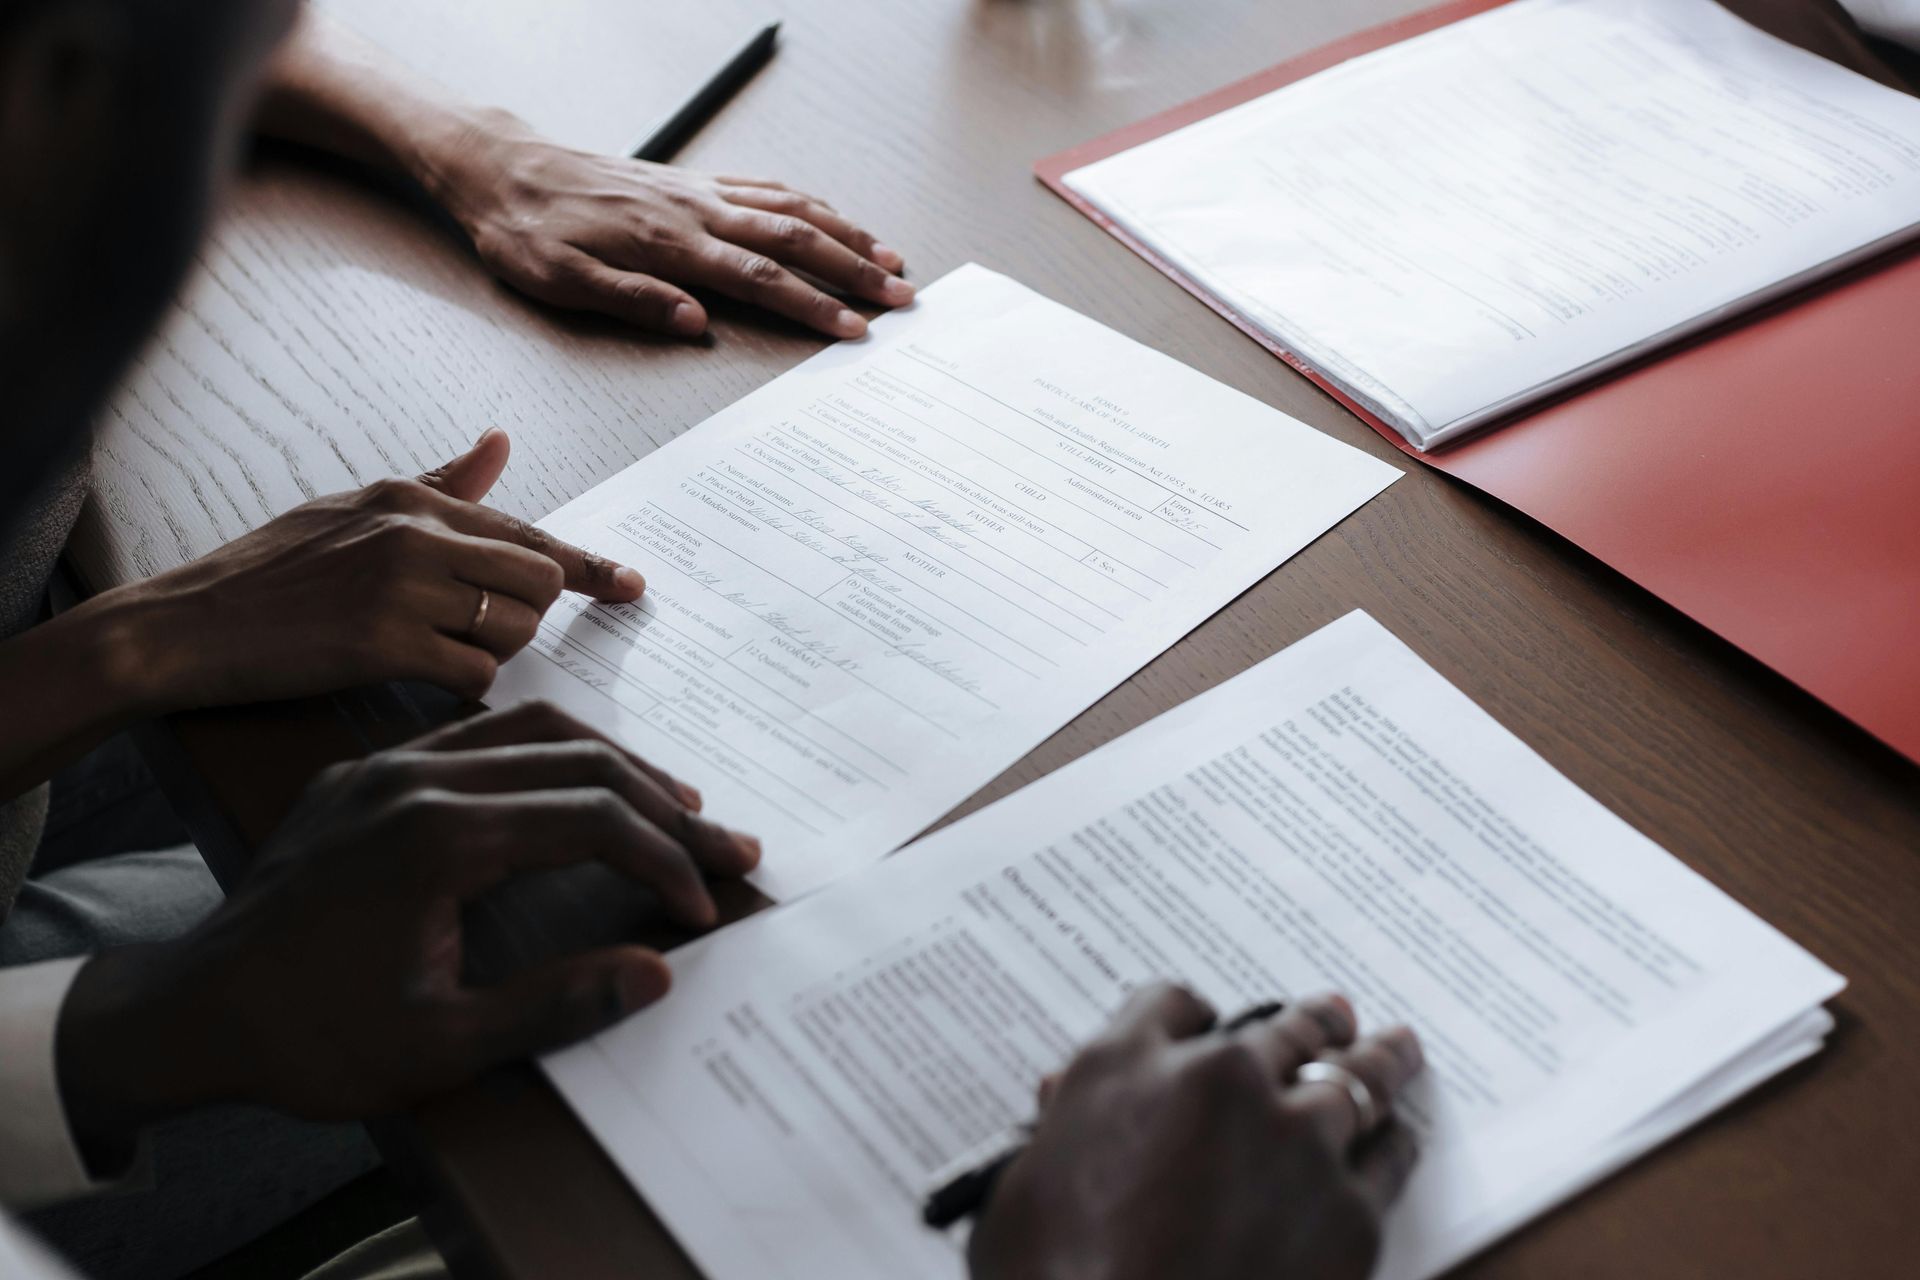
top-left (834, 308), bottom-right (867, 338)
top-left (617, 959), bottom-right (670, 1013)
top-left (872, 243), bottom-right (904, 270)
top-left (1313, 993), bottom-right (1356, 1036)
top-left (672, 302), bottom-right (705, 335)
top-left (734, 832), bottom-right (762, 866)
top-left (1385, 1026), bottom-right (1425, 1070)
top-left (614, 566), bottom-right (646, 595)
top-left (677, 782), bottom-right (704, 811)
top-left (882, 275), bottom-right (915, 304)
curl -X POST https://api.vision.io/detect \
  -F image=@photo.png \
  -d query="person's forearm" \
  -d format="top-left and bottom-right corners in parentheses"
top-left (250, 9), bottom-right (531, 222)
top-left (0, 591), bottom-right (180, 802)
top-left (1716, 0), bottom-right (1912, 89)
top-left (248, 8), bottom-right (910, 339)
top-left (56, 945), bottom-right (233, 1171)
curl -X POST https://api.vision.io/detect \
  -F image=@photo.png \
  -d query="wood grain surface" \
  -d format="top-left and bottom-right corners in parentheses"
top-left (73, 1), bottom-right (1920, 1277)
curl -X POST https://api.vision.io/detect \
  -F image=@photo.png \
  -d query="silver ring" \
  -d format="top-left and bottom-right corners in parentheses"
top-left (466, 588), bottom-right (491, 641)
top-left (1294, 1059), bottom-right (1380, 1135)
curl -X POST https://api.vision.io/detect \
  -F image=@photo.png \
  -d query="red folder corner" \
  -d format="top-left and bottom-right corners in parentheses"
top-left (1038, 0), bottom-right (1920, 766)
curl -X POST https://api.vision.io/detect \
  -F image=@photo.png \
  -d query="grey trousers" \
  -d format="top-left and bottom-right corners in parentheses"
top-left (0, 736), bottom-right (380, 1280)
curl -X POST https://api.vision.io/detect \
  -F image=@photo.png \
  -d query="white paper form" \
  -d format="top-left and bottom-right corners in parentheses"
top-left (487, 265), bottom-right (1399, 899)
top-left (1064, 0), bottom-right (1920, 448)
top-left (542, 611), bottom-right (1843, 1280)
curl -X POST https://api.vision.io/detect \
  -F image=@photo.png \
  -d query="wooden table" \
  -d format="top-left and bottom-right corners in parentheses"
top-left (71, 1), bottom-right (1920, 1277)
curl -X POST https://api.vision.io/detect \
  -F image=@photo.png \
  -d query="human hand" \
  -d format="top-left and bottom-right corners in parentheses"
top-left (56, 700), bottom-right (759, 1145)
top-left (969, 985), bottom-right (1425, 1280)
top-left (424, 117), bottom-right (912, 339)
top-left (112, 428), bottom-right (636, 712)
top-left (1711, 1), bottom-right (1909, 90)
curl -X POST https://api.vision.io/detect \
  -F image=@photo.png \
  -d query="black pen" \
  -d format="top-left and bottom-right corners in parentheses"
top-left (921, 1000), bottom-right (1288, 1230)
top-left (631, 21), bottom-right (782, 163)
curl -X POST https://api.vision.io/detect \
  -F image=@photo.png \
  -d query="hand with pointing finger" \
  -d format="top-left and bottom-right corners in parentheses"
top-left (970, 985), bottom-right (1426, 1280)
top-left (54, 701), bottom-right (760, 1147)
top-left (105, 428), bottom-right (633, 712)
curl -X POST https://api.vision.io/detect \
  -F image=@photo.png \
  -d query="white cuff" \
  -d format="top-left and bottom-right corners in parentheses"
top-left (0, 957), bottom-right (104, 1210)
top-left (0, 1212), bottom-right (79, 1280)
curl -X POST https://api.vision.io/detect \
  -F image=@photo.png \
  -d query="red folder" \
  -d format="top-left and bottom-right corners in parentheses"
top-left (1038, 0), bottom-right (1920, 766)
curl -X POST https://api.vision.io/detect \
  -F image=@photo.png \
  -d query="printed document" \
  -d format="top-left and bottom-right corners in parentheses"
top-left (488, 265), bottom-right (1399, 897)
top-left (544, 611), bottom-right (1843, 1280)
top-left (1064, 0), bottom-right (1920, 448)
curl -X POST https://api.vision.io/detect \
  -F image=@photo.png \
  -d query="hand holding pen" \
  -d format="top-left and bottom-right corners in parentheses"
top-left (924, 999), bottom-right (1289, 1228)
top-left (942, 985), bottom-right (1426, 1280)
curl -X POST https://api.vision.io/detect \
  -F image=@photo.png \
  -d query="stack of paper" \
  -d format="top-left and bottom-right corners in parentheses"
top-left (1062, 0), bottom-right (1920, 449)
top-left (542, 611), bottom-right (1842, 1280)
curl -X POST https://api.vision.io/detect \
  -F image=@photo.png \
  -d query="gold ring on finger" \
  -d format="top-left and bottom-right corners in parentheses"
top-left (466, 588), bottom-right (492, 642)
